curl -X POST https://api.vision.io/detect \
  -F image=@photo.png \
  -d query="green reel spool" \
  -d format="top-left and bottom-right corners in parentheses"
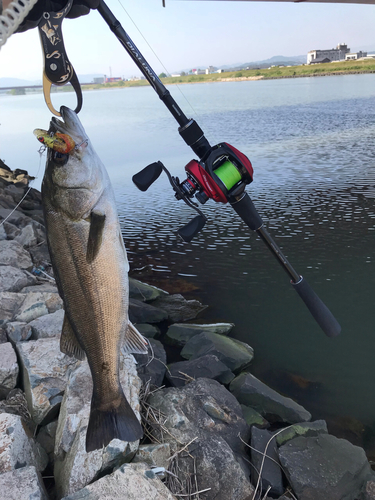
top-left (214, 160), bottom-right (242, 190)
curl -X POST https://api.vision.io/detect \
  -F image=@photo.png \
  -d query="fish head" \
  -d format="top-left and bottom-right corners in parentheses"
top-left (43, 106), bottom-right (108, 219)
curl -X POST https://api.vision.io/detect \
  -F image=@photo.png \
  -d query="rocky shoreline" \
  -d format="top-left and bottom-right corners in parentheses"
top-left (1, 163), bottom-right (375, 500)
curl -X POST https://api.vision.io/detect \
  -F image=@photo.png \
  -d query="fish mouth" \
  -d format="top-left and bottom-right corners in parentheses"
top-left (50, 106), bottom-right (86, 143)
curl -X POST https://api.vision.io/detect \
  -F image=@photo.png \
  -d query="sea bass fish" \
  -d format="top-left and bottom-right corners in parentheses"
top-left (41, 106), bottom-right (147, 452)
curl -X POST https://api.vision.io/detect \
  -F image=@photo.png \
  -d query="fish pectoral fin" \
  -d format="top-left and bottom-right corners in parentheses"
top-left (86, 210), bottom-right (106, 264)
top-left (60, 314), bottom-right (86, 361)
top-left (123, 321), bottom-right (148, 354)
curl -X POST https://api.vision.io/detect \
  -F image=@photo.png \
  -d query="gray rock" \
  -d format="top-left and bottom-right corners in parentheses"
top-left (148, 378), bottom-right (253, 500)
top-left (241, 405), bottom-right (270, 429)
top-left (0, 466), bottom-right (48, 500)
top-left (129, 298), bottom-right (168, 324)
top-left (181, 332), bottom-right (254, 374)
top-left (54, 354), bottom-right (142, 499)
top-left (21, 283), bottom-right (58, 293)
top-left (0, 413), bottom-right (48, 473)
top-left (165, 322), bottom-right (234, 347)
top-left (132, 443), bottom-right (171, 469)
top-left (16, 337), bottom-right (78, 425)
top-left (279, 434), bottom-right (372, 500)
top-left (28, 309), bottom-right (64, 339)
top-left (151, 294), bottom-right (208, 322)
top-left (129, 278), bottom-right (168, 302)
top-left (0, 240), bottom-right (33, 269)
top-left (0, 389), bottom-right (34, 430)
top-left (0, 224), bottom-right (6, 240)
top-left (135, 323), bottom-right (160, 339)
top-left (0, 342), bottom-right (18, 389)
top-left (36, 420), bottom-right (58, 461)
top-left (0, 208), bottom-right (31, 227)
top-left (276, 420), bottom-right (328, 446)
top-left (0, 265), bottom-right (36, 292)
top-left (166, 355), bottom-right (235, 387)
top-left (2, 221), bottom-right (21, 240)
top-left (230, 372), bottom-right (311, 424)
top-left (0, 292), bottom-right (26, 326)
top-left (5, 321), bottom-right (32, 343)
top-left (14, 291), bottom-right (63, 323)
top-left (14, 224), bottom-right (38, 247)
top-left (364, 479), bottom-right (375, 500)
top-left (251, 427), bottom-right (284, 497)
top-left (60, 462), bottom-right (177, 500)
top-left (133, 338), bottom-right (166, 387)
top-left (29, 243), bottom-right (51, 266)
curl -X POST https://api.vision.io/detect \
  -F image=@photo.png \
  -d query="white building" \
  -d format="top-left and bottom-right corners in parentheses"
top-left (307, 43), bottom-right (350, 64)
top-left (345, 51), bottom-right (367, 60)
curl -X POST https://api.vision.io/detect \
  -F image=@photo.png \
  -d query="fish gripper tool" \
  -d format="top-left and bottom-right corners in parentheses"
top-left (38, 0), bottom-right (82, 116)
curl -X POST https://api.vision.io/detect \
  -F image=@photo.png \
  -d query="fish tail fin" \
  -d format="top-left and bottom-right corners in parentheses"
top-left (85, 390), bottom-right (143, 452)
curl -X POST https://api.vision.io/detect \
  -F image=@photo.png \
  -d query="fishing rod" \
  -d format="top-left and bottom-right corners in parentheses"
top-left (98, 0), bottom-right (341, 338)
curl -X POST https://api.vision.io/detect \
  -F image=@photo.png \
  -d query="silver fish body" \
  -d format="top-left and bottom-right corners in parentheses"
top-left (41, 106), bottom-right (146, 452)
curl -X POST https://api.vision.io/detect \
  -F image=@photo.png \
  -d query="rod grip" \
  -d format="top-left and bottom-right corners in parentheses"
top-left (292, 277), bottom-right (341, 338)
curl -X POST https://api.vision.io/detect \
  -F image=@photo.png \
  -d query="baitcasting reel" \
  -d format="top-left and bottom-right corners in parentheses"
top-left (133, 142), bottom-right (255, 242)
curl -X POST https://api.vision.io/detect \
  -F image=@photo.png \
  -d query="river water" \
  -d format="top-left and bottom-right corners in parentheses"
top-left (1, 75), bottom-right (375, 453)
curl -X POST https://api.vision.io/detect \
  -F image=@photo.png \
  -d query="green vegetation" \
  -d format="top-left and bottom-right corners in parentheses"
top-left (72, 59), bottom-right (375, 93)
top-left (10, 87), bottom-right (26, 95)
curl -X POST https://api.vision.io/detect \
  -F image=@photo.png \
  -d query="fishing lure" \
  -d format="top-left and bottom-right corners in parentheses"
top-left (33, 128), bottom-right (75, 153)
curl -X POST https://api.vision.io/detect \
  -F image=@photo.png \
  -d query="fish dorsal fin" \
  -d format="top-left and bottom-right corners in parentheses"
top-left (60, 313), bottom-right (86, 361)
top-left (86, 210), bottom-right (106, 264)
top-left (123, 321), bottom-right (148, 354)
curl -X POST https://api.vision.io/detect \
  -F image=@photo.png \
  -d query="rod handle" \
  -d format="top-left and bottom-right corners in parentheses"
top-left (292, 277), bottom-right (341, 337)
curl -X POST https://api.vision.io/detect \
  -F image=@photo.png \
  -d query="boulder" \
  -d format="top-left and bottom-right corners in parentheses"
top-left (21, 283), bottom-right (58, 293)
top-left (135, 323), bottom-right (160, 339)
top-left (0, 224), bottom-right (6, 240)
top-left (36, 420), bottom-right (58, 462)
top-left (148, 378), bottom-right (253, 500)
top-left (5, 321), bottom-right (32, 343)
top-left (129, 278), bottom-right (168, 302)
top-left (230, 373), bottom-right (311, 424)
top-left (129, 298), bottom-right (168, 324)
top-left (364, 479), bottom-right (375, 500)
top-left (16, 337), bottom-right (78, 425)
top-left (241, 405), bottom-right (269, 429)
top-left (0, 389), bottom-right (34, 431)
top-left (14, 224), bottom-right (38, 247)
top-left (29, 243), bottom-right (51, 266)
top-left (54, 354), bottom-right (142, 499)
top-left (166, 355), bottom-right (235, 387)
top-left (250, 427), bottom-right (284, 497)
top-left (2, 221), bottom-right (21, 240)
top-left (276, 420), bottom-right (328, 446)
top-left (132, 443), bottom-right (171, 469)
top-left (14, 291), bottom-right (63, 323)
top-left (28, 309), bottom-right (64, 339)
top-left (278, 434), bottom-right (373, 500)
top-left (0, 240), bottom-right (33, 269)
top-left (181, 332), bottom-right (254, 374)
top-left (0, 342), bottom-right (18, 389)
top-left (165, 322), bottom-right (234, 347)
top-left (0, 265), bottom-right (36, 292)
top-left (60, 462), bottom-right (177, 500)
top-left (0, 208), bottom-right (31, 227)
top-left (151, 294), bottom-right (208, 322)
top-left (133, 338), bottom-right (167, 387)
top-left (0, 466), bottom-right (48, 500)
top-left (0, 413), bottom-right (48, 473)
top-left (0, 292), bottom-right (26, 326)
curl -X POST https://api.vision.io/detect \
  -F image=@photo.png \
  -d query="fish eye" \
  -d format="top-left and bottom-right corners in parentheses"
top-left (53, 151), bottom-right (69, 166)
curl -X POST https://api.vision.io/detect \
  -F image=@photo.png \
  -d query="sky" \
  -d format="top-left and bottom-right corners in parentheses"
top-left (1, 0), bottom-right (375, 81)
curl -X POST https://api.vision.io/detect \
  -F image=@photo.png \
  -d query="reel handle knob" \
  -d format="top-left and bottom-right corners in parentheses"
top-left (178, 215), bottom-right (206, 242)
top-left (132, 161), bottom-right (163, 191)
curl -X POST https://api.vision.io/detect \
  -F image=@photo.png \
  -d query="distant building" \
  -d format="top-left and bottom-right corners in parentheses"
top-left (93, 77), bottom-right (105, 84)
top-left (307, 43), bottom-right (350, 64)
top-left (205, 66), bottom-right (216, 74)
top-left (105, 77), bottom-right (122, 83)
top-left (345, 51), bottom-right (367, 60)
top-left (192, 69), bottom-right (205, 75)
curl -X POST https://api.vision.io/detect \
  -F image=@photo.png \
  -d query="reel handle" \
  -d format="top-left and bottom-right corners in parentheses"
top-left (132, 162), bottom-right (163, 191)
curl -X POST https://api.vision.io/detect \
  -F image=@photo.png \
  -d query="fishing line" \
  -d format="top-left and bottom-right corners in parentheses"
top-left (115, 0), bottom-right (200, 120)
top-left (0, 147), bottom-right (44, 227)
